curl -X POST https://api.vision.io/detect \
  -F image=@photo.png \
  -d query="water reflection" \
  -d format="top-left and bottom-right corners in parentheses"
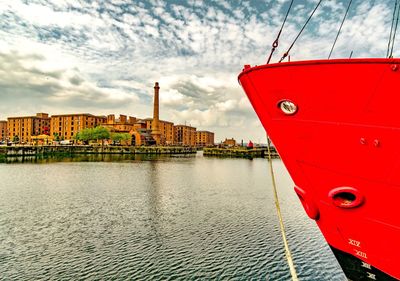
top-left (0, 155), bottom-right (345, 280)
top-left (0, 153), bottom-right (195, 164)
top-left (146, 160), bottom-right (164, 244)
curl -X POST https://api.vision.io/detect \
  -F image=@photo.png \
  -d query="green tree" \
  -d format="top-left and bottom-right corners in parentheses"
top-left (13, 135), bottom-right (19, 143)
top-left (53, 132), bottom-right (60, 141)
top-left (111, 132), bottom-right (131, 145)
top-left (120, 133), bottom-right (131, 143)
top-left (93, 126), bottom-right (110, 146)
top-left (75, 128), bottom-right (96, 144)
top-left (75, 126), bottom-right (110, 146)
top-left (75, 128), bottom-right (94, 143)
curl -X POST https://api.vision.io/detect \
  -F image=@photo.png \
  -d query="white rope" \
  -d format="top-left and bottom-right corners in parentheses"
top-left (266, 134), bottom-right (299, 281)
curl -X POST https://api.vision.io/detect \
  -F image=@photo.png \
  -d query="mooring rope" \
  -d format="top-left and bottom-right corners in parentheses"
top-left (266, 134), bottom-right (298, 281)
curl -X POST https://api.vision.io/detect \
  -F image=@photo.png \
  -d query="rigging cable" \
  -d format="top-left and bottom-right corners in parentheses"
top-left (345, 0), bottom-right (377, 59)
top-left (328, 0), bottom-right (353, 59)
top-left (266, 134), bottom-right (298, 281)
top-left (266, 0), bottom-right (295, 64)
top-left (279, 0), bottom-right (323, 63)
top-left (389, 0), bottom-right (400, 58)
top-left (386, 0), bottom-right (398, 57)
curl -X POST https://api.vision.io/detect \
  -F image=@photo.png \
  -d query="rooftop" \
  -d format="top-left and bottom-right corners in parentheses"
top-left (51, 113), bottom-right (106, 118)
top-left (142, 118), bottom-right (174, 124)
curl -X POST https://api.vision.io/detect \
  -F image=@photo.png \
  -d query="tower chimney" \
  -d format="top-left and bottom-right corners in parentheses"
top-left (151, 82), bottom-right (161, 145)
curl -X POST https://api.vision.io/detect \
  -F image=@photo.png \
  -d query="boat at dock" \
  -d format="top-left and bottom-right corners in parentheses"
top-left (238, 1), bottom-right (400, 280)
top-left (239, 58), bottom-right (400, 280)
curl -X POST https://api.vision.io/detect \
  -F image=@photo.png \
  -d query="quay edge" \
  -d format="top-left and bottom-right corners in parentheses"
top-left (203, 147), bottom-right (279, 159)
top-left (0, 145), bottom-right (197, 157)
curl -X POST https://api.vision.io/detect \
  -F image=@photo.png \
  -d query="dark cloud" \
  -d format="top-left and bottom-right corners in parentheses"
top-left (0, 52), bottom-right (64, 101)
top-left (69, 75), bottom-right (84, 85)
top-left (173, 80), bottom-right (207, 99)
top-left (171, 79), bottom-right (229, 108)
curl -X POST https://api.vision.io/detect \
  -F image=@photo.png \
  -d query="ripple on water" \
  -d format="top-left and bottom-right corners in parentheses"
top-left (0, 157), bottom-right (345, 280)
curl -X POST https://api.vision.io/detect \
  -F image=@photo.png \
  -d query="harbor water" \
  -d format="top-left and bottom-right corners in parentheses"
top-left (0, 153), bottom-right (345, 280)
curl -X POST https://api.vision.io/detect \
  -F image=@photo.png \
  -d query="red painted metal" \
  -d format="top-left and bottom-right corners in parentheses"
top-left (328, 186), bottom-right (364, 209)
top-left (239, 58), bottom-right (400, 280)
top-left (294, 185), bottom-right (319, 220)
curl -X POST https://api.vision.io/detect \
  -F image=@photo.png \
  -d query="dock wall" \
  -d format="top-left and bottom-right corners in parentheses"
top-left (203, 147), bottom-right (279, 158)
top-left (0, 145), bottom-right (197, 157)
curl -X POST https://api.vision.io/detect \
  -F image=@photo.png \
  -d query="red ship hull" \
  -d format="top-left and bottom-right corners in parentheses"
top-left (239, 58), bottom-right (400, 280)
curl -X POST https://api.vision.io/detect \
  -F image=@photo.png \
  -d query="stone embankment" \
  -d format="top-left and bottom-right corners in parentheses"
top-left (0, 145), bottom-right (197, 158)
top-left (203, 147), bottom-right (279, 159)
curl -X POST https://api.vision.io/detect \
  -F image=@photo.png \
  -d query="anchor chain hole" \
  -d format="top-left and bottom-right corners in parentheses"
top-left (329, 187), bottom-right (364, 209)
top-left (333, 192), bottom-right (356, 206)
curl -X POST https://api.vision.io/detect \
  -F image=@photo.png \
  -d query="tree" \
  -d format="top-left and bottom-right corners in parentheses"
top-left (120, 133), bottom-right (131, 144)
top-left (75, 126), bottom-right (110, 146)
top-left (53, 133), bottom-right (60, 141)
top-left (75, 128), bottom-right (94, 143)
top-left (93, 126), bottom-right (110, 146)
top-left (13, 135), bottom-right (19, 143)
top-left (111, 132), bottom-right (131, 145)
top-left (93, 126), bottom-right (110, 140)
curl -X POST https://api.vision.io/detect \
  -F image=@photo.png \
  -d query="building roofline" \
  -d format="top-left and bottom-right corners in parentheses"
top-left (174, 124), bottom-right (196, 129)
top-left (142, 118), bottom-right (174, 124)
top-left (107, 114), bottom-right (136, 118)
top-left (8, 115), bottom-right (50, 119)
top-left (50, 113), bottom-right (106, 118)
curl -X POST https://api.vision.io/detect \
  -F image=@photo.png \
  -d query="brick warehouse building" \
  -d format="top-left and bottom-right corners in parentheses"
top-left (196, 130), bottom-right (214, 147)
top-left (144, 118), bottom-right (174, 145)
top-left (174, 125), bottom-right (196, 146)
top-left (0, 120), bottom-right (7, 141)
top-left (7, 113), bottom-right (50, 143)
top-left (50, 113), bottom-right (106, 140)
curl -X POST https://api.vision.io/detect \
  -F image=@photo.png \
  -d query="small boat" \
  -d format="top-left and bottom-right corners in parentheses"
top-left (239, 1), bottom-right (400, 280)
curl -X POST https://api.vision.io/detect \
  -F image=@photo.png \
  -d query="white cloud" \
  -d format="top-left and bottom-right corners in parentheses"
top-left (0, 0), bottom-right (394, 142)
top-left (3, 2), bottom-right (101, 28)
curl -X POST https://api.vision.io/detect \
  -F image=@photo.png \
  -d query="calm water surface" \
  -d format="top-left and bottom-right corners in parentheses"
top-left (0, 153), bottom-right (345, 280)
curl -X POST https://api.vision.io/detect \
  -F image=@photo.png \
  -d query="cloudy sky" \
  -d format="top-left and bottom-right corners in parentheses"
top-left (0, 0), bottom-right (395, 142)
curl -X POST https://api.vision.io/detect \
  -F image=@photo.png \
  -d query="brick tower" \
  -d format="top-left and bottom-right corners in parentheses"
top-left (151, 82), bottom-right (161, 145)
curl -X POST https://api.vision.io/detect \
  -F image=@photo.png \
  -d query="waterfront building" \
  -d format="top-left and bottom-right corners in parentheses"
top-left (174, 125), bottom-right (196, 146)
top-left (130, 120), bottom-right (155, 146)
top-left (103, 114), bottom-right (136, 133)
top-left (50, 113), bottom-right (106, 141)
top-left (144, 118), bottom-right (174, 145)
top-left (222, 138), bottom-right (236, 147)
top-left (7, 113), bottom-right (50, 143)
top-left (151, 82), bottom-right (162, 145)
top-left (196, 131), bottom-right (215, 147)
top-left (0, 120), bottom-right (7, 141)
